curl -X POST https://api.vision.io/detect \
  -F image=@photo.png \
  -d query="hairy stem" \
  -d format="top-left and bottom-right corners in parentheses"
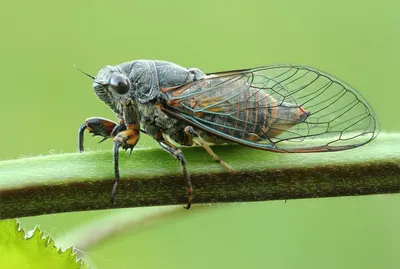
top-left (1, 133), bottom-right (399, 219)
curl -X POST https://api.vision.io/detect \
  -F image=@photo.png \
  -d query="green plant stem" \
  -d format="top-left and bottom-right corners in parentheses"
top-left (1, 133), bottom-right (399, 220)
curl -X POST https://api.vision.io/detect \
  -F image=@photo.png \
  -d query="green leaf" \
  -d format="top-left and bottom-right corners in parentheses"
top-left (0, 219), bottom-right (87, 269)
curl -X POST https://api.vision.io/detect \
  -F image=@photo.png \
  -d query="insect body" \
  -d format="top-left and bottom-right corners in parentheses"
top-left (78, 60), bottom-right (379, 209)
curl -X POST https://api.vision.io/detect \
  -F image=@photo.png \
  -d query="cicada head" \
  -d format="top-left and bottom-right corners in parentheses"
top-left (265, 101), bottom-right (311, 137)
top-left (91, 65), bottom-right (132, 114)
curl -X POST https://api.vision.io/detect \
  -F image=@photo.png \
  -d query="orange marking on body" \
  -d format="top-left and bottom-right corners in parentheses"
top-left (199, 102), bottom-right (212, 107)
top-left (183, 127), bottom-right (194, 146)
top-left (205, 107), bottom-right (226, 113)
top-left (260, 94), bottom-right (278, 136)
top-left (162, 138), bottom-right (177, 149)
top-left (197, 97), bottom-right (224, 108)
top-left (194, 97), bottom-right (226, 114)
top-left (268, 96), bottom-right (277, 127)
top-left (160, 86), bottom-right (180, 93)
top-left (262, 95), bottom-right (268, 133)
top-left (189, 98), bottom-right (196, 108)
top-left (242, 89), bottom-right (250, 138)
top-left (264, 127), bottom-right (287, 138)
top-left (233, 102), bottom-right (240, 137)
top-left (127, 135), bottom-right (139, 145)
top-left (298, 106), bottom-right (309, 120)
top-left (170, 83), bottom-right (194, 97)
top-left (114, 129), bottom-right (139, 145)
top-left (100, 119), bottom-right (117, 133)
top-left (126, 124), bottom-right (140, 131)
top-left (295, 107), bottom-right (303, 120)
top-left (253, 89), bottom-right (259, 132)
top-left (154, 132), bottom-right (163, 140)
top-left (198, 97), bottom-right (222, 102)
top-left (167, 100), bottom-right (180, 107)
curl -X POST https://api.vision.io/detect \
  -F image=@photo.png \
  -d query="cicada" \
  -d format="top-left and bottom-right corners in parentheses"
top-left (77, 60), bottom-right (379, 209)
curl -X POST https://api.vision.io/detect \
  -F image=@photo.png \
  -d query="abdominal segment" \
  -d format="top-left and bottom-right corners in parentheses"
top-left (190, 86), bottom-right (310, 142)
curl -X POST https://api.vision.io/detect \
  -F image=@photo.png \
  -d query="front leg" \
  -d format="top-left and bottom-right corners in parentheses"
top-left (156, 134), bottom-right (193, 209)
top-left (111, 100), bottom-right (141, 203)
top-left (78, 117), bottom-right (126, 152)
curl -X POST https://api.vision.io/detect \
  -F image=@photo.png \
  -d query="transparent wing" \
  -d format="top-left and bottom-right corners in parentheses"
top-left (163, 65), bottom-right (379, 152)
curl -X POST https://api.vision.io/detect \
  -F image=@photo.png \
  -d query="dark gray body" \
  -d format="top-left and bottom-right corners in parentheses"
top-left (93, 60), bottom-right (206, 145)
top-left (84, 60), bottom-right (379, 208)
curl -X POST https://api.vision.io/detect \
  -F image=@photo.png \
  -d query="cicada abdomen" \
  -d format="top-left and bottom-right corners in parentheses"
top-left (165, 65), bottom-right (379, 152)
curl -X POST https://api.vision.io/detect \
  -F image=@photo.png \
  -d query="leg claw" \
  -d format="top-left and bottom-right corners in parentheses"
top-left (98, 137), bottom-right (109, 144)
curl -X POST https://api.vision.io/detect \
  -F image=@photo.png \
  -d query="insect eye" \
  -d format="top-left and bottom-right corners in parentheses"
top-left (110, 74), bottom-right (130, 95)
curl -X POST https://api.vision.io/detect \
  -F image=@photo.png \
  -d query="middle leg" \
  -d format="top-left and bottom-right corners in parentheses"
top-left (111, 100), bottom-right (141, 203)
top-left (156, 134), bottom-right (193, 209)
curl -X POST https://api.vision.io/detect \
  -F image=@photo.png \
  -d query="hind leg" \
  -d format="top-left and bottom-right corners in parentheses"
top-left (155, 133), bottom-right (193, 209)
top-left (184, 126), bottom-right (236, 173)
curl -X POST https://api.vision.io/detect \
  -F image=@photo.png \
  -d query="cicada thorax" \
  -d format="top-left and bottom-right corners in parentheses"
top-left (166, 76), bottom-right (309, 143)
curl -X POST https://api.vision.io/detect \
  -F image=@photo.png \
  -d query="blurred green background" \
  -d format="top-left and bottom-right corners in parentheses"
top-left (1, 0), bottom-right (399, 268)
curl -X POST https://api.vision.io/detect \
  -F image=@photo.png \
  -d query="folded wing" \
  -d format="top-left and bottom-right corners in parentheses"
top-left (163, 65), bottom-right (379, 152)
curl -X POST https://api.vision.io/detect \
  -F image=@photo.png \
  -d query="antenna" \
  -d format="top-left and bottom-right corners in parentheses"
top-left (73, 65), bottom-right (95, 80)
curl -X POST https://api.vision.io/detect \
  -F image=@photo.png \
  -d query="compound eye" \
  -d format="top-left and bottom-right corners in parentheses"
top-left (110, 74), bottom-right (130, 95)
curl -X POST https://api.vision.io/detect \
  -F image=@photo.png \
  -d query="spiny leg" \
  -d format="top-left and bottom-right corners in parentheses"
top-left (156, 134), bottom-right (193, 209)
top-left (78, 117), bottom-right (126, 152)
top-left (111, 127), bottom-right (140, 203)
top-left (111, 100), bottom-right (141, 203)
top-left (184, 126), bottom-right (236, 173)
